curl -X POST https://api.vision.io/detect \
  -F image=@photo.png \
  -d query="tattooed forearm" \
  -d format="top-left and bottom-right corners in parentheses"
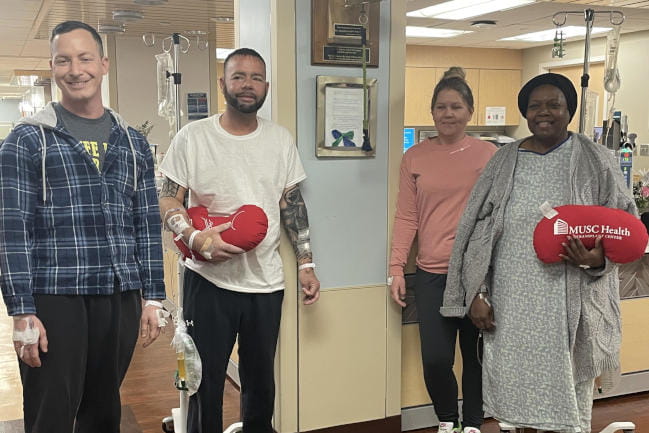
top-left (159, 177), bottom-right (181, 199)
top-left (280, 185), bottom-right (312, 262)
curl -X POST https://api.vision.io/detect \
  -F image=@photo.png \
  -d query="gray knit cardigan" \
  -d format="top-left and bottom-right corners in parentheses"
top-left (441, 133), bottom-right (636, 384)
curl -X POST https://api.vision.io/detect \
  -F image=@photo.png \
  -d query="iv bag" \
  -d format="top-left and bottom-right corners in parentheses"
top-left (604, 25), bottom-right (621, 93)
top-left (156, 52), bottom-right (175, 121)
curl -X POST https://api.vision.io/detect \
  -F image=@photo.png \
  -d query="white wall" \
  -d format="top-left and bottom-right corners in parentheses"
top-left (236, 0), bottom-right (272, 120)
top-left (295, 1), bottom-right (390, 291)
top-left (0, 98), bottom-right (20, 122)
top-left (113, 34), bottom-right (212, 152)
top-left (293, 0), bottom-right (397, 430)
top-left (510, 30), bottom-right (649, 144)
top-left (0, 99), bottom-right (20, 139)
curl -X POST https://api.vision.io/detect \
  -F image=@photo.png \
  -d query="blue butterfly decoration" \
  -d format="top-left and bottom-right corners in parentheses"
top-left (331, 130), bottom-right (356, 147)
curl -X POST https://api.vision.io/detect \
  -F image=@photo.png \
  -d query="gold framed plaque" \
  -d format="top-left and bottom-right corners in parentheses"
top-left (316, 75), bottom-right (378, 158)
top-left (311, 0), bottom-right (380, 67)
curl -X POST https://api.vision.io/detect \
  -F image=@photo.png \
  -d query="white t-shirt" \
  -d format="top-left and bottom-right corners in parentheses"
top-left (160, 115), bottom-right (306, 293)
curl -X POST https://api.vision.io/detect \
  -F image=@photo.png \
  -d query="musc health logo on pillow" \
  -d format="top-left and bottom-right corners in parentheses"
top-left (553, 219), bottom-right (631, 239)
top-left (534, 205), bottom-right (647, 264)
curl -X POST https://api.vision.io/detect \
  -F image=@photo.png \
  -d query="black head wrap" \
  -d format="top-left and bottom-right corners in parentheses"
top-left (518, 73), bottom-right (578, 121)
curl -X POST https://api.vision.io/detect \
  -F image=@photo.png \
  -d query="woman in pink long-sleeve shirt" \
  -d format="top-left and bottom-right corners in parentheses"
top-left (389, 67), bottom-right (497, 433)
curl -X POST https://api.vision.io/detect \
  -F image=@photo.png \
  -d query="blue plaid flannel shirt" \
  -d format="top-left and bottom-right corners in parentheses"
top-left (0, 104), bottom-right (165, 316)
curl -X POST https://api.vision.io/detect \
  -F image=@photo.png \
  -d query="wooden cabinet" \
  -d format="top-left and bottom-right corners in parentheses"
top-left (404, 67), bottom-right (520, 127)
top-left (476, 69), bottom-right (521, 126)
top-left (404, 67), bottom-right (436, 127)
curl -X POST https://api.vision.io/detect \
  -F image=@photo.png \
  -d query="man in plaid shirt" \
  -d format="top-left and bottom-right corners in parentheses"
top-left (0, 21), bottom-right (165, 433)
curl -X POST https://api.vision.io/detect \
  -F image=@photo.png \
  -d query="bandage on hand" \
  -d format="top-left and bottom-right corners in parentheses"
top-left (198, 237), bottom-right (213, 260)
top-left (155, 308), bottom-right (171, 327)
top-left (13, 316), bottom-right (40, 358)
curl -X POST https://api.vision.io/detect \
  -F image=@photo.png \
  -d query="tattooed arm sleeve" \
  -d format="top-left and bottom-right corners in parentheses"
top-left (279, 184), bottom-right (312, 264)
top-left (158, 176), bottom-right (189, 231)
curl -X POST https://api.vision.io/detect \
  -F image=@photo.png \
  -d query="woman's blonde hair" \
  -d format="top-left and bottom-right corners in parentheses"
top-left (431, 66), bottom-right (474, 113)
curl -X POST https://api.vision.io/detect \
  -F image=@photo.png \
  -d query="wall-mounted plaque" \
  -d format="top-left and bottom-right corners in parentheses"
top-left (311, 0), bottom-right (379, 67)
top-left (316, 75), bottom-right (377, 158)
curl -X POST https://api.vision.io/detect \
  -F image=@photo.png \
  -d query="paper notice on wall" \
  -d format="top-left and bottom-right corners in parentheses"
top-left (324, 86), bottom-right (364, 148)
top-left (485, 106), bottom-right (506, 126)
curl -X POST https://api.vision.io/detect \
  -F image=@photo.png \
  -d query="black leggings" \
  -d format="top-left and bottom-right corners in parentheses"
top-left (414, 269), bottom-right (483, 428)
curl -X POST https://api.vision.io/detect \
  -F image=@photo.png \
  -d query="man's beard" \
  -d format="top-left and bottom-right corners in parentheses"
top-left (223, 87), bottom-right (267, 114)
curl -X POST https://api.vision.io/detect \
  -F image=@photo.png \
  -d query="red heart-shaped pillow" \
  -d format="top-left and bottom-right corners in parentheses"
top-left (533, 205), bottom-right (647, 264)
top-left (174, 205), bottom-right (268, 261)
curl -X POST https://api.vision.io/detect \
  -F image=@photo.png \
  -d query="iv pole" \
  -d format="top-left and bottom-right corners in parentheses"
top-left (143, 30), bottom-right (202, 433)
top-left (552, 9), bottom-right (624, 134)
top-left (143, 31), bottom-right (205, 134)
top-left (171, 33), bottom-right (184, 135)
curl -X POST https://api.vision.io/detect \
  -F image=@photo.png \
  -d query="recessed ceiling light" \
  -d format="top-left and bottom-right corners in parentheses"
top-left (134, 0), bottom-right (167, 5)
top-left (185, 30), bottom-right (208, 36)
top-left (112, 10), bottom-right (144, 22)
top-left (406, 26), bottom-right (472, 38)
top-left (407, 0), bottom-right (534, 21)
top-left (211, 17), bottom-right (235, 23)
top-left (471, 20), bottom-right (497, 28)
top-left (500, 25), bottom-right (611, 42)
top-left (98, 24), bottom-right (126, 34)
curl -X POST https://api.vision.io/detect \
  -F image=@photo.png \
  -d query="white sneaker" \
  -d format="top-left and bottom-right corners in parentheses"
top-left (463, 428), bottom-right (480, 433)
top-left (438, 422), bottom-right (459, 433)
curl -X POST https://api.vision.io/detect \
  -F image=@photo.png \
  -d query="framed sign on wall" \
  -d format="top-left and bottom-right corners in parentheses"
top-left (315, 75), bottom-right (377, 158)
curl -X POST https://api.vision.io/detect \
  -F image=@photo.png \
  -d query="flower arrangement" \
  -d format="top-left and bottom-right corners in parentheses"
top-left (633, 170), bottom-right (649, 212)
top-left (135, 120), bottom-right (154, 137)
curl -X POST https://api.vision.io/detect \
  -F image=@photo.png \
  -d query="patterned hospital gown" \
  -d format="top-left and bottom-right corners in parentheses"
top-left (484, 137), bottom-right (594, 433)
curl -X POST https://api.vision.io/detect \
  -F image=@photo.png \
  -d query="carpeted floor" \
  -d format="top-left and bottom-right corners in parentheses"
top-left (0, 405), bottom-right (141, 433)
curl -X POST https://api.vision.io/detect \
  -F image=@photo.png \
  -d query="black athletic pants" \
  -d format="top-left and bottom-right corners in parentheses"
top-left (184, 269), bottom-right (284, 433)
top-left (414, 269), bottom-right (483, 429)
top-left (20, 288), bottom-right (141, 433)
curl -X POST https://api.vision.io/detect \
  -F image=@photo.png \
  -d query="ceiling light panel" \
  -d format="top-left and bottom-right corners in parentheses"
top-left (406, 26), bottom-right (473, 38)
top-left (407, 0), bottom-right (535, 21)
top-left (500, 26), bottom-right (611, 42)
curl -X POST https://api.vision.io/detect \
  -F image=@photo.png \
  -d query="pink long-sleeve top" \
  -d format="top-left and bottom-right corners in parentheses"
top-left (389, 135), bottom-right (497, 276)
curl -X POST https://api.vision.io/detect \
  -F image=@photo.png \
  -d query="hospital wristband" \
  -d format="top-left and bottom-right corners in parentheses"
top-left (298, 263), bottom-right (316, 271)
top-left (188, 229), bottom-right (200, 250)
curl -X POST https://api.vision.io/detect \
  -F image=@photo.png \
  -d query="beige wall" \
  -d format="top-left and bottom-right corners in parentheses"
top-left (620, 297), bottom-right (649, 374)
top-left (509, 30), bottom-right (649, 143)
top-left (298, 285), bottom-right (388, 431)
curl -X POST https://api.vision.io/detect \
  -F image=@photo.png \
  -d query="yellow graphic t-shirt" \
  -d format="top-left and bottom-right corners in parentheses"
top-left (54, 103), bottom-right (112, 172)
top-left (81, 141), bottom-right (109, 170)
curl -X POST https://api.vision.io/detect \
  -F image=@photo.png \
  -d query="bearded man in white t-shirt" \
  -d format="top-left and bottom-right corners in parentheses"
top-left (159, 48), bottom-right (320, 433)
